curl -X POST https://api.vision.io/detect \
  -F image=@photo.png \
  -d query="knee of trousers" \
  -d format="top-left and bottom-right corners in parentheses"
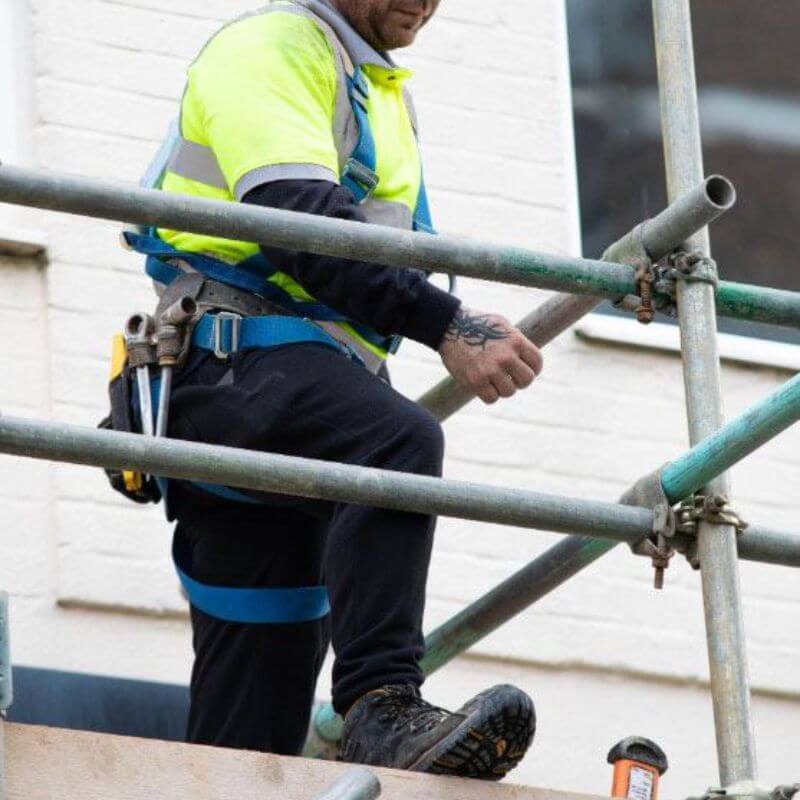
top-left (387, 403), bottom-right (445, 475)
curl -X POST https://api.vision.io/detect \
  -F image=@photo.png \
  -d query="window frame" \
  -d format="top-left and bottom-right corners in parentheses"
top-left (565, 0), bottom-right (800, 368)
top-left (574, 315), bottom-right (800, 373)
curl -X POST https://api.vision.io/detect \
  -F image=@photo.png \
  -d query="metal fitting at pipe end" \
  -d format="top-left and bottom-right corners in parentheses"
top-left (621, 470), bottom-right (677, 589)
top-left (160, 295), bottom-right (198, 327)
top-left (157, 296), bottom-right (198, 366)
top-left (124, 312), bottom-right (156, 368)
top-left (631, 505), bottom-right (676, 590)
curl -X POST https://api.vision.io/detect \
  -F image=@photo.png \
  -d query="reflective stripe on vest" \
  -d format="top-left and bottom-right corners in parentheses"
top-left (161, 2), bottom-right (392, 207)
top-left (131, 0), bottom-right (436, 371)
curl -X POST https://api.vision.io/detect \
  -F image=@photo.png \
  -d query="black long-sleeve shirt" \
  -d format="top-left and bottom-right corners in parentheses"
top-left (243, 180), bottom-right (460, 350)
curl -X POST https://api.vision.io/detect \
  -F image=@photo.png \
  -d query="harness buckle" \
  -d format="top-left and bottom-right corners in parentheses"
top-left (213, 312), bottom-right (242, 360)
top-left (342, 158), bottom-right (379, 200)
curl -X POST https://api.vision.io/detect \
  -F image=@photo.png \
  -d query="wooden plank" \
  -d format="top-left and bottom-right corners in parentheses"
top-left (5, 723), bottom-right (607, 800)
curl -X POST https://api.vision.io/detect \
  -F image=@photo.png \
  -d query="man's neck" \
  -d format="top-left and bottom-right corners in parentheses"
top-left (326, 0), bottom-right (351, 24)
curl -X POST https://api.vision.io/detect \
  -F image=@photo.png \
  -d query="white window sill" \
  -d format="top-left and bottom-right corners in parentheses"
top-left (0, 225), bottom-right (48, 258)
top-left (575, 314), bottom-right (800, 372)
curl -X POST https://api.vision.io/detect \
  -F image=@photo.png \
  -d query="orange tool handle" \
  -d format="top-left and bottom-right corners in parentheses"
top-left (611, 759), bottom-right (660, 800)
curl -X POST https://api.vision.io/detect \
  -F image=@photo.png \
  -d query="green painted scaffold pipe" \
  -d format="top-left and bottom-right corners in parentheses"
top-left (661, 371), bottom-right (800, 502)
top-left (1, 165), bottom-right (800, 330)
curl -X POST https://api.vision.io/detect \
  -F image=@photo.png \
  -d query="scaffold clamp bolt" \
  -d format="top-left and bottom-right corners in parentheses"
top-left (676, 494), bottom-right (749, 569)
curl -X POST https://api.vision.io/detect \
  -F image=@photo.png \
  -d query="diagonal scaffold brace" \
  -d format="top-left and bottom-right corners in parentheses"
top-left (0, 64), bottom-right (797, 781)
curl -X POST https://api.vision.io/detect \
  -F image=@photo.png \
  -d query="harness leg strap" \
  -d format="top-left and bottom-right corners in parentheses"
top-left (172, 534), bottom-right (330, 624)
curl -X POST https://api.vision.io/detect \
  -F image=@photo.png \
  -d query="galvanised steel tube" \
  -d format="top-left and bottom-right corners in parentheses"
top-left (738, 526), bottom-right (800, 568)
top-left (308, 516), bottom-right (800, 754)
top-left (420, 535), bottom-right (616, 675)
top-left (5, 164), bottom-right (797, 334)
top-left (0, 415), bottom-right (655, 542)
top-left (419, 175), bottom-right (735, 419)
top-left (4, 166), bottom-right (797, 331)
top-left (716, 282), bottom-right (800, 330)
top-left (314, 769), bottom-right (381, 800)
top-left (653, 0), bottom-right (757, 785)
top-left (0, 164), bottom-right (643, 298)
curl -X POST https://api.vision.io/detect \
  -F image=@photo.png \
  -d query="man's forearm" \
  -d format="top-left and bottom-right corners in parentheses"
top-left (242, 180), bottom-right (460, 349)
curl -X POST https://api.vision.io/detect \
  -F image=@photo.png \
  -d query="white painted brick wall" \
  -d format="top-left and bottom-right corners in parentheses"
top-left (1, 0), bottom-right (799, 792)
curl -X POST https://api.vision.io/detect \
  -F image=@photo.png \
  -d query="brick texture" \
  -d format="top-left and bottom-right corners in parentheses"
top-left (1, 0), bottom-right (799, 791)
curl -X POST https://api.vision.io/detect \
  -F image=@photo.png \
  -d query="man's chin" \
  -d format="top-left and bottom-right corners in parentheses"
top-left (381, 28), bottom-right (418, 49)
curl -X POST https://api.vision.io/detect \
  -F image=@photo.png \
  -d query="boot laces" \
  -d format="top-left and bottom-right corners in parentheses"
top-left (375, 686), bottom-right (449, 734)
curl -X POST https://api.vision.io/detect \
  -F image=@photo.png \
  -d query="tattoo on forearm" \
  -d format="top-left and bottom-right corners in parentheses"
top-left (444, 308), bottom-right (509, 348)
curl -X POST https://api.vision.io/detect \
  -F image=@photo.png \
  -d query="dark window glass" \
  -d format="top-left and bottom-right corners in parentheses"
top-left (566, 0), bottom-right (800, 343)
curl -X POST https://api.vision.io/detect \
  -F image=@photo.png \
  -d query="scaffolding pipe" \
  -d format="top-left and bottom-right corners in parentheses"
top-left (0, 415), bottom-right (660, 542)
top-left (661, 372), bottom-right (800, 503)
top-left (0, 414), bottom-right (798, 567)
top-left (420, 535), bottom-right (615, 675)
top-left (0, 164), bottom-right (726, 306)
top-left (419, 176), bottom-right (734, 419)
top-left (4, 166), bottom-right (797, 331)
top-left (312, 369), bottom-right (800, 748)
top-left (653, 0), bottom-right (757, 786)
top-left (314, 768), bottom-right (381, 800)
top-left (310, 514), bottom-right (800, 751)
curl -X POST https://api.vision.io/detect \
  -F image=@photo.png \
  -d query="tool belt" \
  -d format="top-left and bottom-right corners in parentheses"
top-left (99, 273), bottom-right (354, 506)
top-left (99, 273), bottom-right (338, 625)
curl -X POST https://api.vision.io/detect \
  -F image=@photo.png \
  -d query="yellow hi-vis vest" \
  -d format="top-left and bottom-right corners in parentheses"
top-left (142, 0), bottom-right (433, 372)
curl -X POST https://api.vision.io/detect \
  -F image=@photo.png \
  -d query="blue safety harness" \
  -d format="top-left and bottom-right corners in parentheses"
top-left (123, 65), bottom-right (435, 354)
top-left (128, 64), bottom-right (440, 626)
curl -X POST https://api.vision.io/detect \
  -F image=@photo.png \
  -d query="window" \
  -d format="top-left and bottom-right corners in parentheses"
top-left (566, 0), bottom-right (800, 349)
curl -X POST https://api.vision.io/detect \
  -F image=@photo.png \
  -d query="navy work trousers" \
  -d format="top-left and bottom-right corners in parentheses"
top-left (166, 342), bottom-right (443, 755)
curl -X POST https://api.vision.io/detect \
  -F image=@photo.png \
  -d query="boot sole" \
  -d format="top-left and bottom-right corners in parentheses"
top-left (408, 686), bottom-right (535, 780)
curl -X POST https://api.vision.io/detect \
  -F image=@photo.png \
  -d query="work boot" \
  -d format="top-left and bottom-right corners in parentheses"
top-left (339, 684), bottom-right (535, 780)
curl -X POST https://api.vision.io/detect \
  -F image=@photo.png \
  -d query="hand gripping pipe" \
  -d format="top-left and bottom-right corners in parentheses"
top-left (1, 165), bottom-right (799, 331)
top-left (419, 174), bottom-right (735, 419)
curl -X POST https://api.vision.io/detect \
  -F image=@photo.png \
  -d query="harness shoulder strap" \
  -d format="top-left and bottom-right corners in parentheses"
top-left (285, 1), bottom-right (379, 202)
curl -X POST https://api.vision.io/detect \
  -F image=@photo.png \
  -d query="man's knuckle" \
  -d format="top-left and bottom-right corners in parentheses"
top-left (497, 356), bottom-right (514, 372)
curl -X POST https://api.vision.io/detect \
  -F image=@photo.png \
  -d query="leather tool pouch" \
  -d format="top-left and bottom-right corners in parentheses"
top-left (97, 333), bottom-right (161, 504)
top-left (98, 274), bottom-right (286, 505)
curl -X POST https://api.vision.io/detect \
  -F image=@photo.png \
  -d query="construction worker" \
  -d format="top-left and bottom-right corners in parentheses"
top-left (124, 0), bottom-right (542, 779)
